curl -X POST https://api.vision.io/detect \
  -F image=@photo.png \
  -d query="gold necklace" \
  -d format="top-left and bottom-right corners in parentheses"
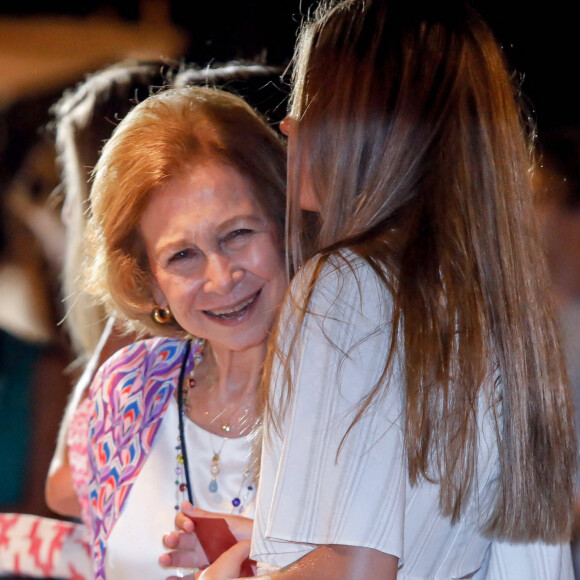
top-left (176, 339), bottom-right (256, 511)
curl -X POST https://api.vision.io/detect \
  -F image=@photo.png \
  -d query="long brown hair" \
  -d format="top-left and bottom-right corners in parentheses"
top-left (265, 0), bottom-right (576, 542)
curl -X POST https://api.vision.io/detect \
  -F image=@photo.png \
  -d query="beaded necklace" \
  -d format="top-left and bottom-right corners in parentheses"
top-left (175, 338), bottom-right (255, 513)
top-left (175, 337), bottom-right (203, 508)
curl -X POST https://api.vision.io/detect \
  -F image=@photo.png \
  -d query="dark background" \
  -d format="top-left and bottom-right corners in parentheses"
top-left (0, 0), bottom-right (578, 130)
top-left (1, 0), bottom-right (577, 256)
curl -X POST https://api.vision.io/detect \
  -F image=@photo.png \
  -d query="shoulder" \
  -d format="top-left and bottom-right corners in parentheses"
top-left (292, 250), bottom-right (390, 324)
top-left (99, 336), bottom-right (188, 374)
top-left (296, 249), bottom-right (386, 293)
top-left (90, 336), bottom-right (189, 399)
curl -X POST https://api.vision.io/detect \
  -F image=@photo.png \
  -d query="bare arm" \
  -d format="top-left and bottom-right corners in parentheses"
top-left (196, 543), bottom-right (398, 580)
top-left (270, 545), bottom-right (398, 580)
top-left (45, 449), bottom-right (82, 517)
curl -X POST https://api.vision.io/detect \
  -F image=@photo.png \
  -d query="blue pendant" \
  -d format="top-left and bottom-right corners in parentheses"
top-left (209, 479), bottom-right (218, 493)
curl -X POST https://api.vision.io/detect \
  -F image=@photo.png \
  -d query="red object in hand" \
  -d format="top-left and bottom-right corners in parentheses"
top-left (191, 517), bottom-right (255, 577)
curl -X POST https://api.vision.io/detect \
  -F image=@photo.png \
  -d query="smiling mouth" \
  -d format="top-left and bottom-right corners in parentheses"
top-left (203, 290), bottom-right (261, 321)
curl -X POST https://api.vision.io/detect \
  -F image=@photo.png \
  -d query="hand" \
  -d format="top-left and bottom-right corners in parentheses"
top-left (196, 540), bottom-right (253, 580)
top-left (160, 502), bottom-right (254, 577)
top-left (177, 502), bottom-right (254, 542)
top-left (160, 526), bottom-right (210, 572)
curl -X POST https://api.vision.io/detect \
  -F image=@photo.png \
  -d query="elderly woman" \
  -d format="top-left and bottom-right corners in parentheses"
top-left (84, 85), bottom-right (288, 580)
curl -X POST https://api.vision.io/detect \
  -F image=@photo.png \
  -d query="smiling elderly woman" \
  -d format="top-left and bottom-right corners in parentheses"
top-left (83, 86), bottom-right (287, 580)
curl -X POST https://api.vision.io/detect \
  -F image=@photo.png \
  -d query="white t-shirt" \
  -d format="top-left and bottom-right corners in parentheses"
top-left (251, 252), bottom-right (573, 579)
top-left (105, 397), bottom-right (256, 579)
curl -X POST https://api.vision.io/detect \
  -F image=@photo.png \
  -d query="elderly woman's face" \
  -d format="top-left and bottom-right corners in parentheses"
top-left (140, 162), bottom-right (286, 353)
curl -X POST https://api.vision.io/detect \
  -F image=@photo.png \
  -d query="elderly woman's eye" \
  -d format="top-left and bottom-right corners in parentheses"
top-left (169, 249), bottom-right (192, 263)
top-left (228, 228), bottom-right (253, 240)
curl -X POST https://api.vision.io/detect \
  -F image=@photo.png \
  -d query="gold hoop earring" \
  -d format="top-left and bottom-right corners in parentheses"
top-left (152, 306), bottom-right (171, 324)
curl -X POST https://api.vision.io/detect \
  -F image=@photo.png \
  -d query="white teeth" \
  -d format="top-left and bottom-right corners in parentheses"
top-left (208, 294), bottom-right (256, 316)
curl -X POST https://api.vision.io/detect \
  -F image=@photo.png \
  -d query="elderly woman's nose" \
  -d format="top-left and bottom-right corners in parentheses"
top-left (202, 254), bottom-right (242, 294)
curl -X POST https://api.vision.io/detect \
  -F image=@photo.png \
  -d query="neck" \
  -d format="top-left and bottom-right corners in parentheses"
top-left (184, 339), bottom-right (264, 438)
top-left (204, 341), bottom-right (265, 403)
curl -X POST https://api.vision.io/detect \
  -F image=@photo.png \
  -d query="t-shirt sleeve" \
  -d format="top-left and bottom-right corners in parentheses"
top-left (481, 540), bottom-right (574, 580)
top-left (252, 255), bottom-right (407, 568)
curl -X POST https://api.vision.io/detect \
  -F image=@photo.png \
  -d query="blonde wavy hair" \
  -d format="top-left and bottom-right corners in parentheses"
top-left (85, 85), bottom-right (286, 338)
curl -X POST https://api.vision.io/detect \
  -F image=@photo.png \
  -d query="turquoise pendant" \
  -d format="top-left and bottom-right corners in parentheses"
top-left (209, 479), bottom-right (218, 493)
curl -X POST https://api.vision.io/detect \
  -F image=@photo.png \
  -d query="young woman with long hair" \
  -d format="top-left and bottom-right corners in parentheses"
top-left (166, 1), bottom-right (577, 578)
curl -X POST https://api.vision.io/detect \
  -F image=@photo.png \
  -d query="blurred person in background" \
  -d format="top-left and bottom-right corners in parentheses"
top-left (534, 124), bottom-right (580, 578)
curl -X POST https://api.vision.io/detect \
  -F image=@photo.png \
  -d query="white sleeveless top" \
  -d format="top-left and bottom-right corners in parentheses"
top-left (105, 396), bottom-right (256, 579)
